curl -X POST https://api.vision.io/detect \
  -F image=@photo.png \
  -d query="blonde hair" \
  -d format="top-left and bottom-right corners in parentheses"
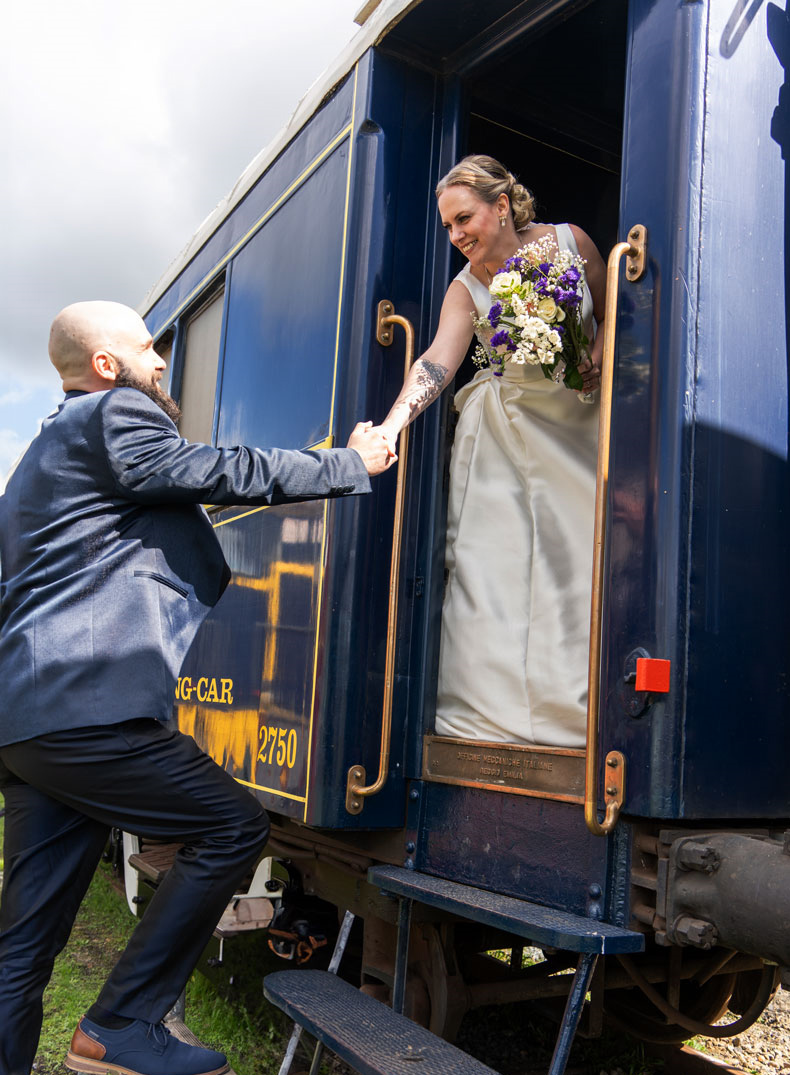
top-left (435, 154), bottom-right (535, 229)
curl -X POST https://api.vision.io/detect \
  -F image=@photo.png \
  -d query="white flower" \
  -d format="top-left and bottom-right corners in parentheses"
top-left (489, 271), bottom-right (521, 297)
top-left (537, 297), bottom-right (558, 322)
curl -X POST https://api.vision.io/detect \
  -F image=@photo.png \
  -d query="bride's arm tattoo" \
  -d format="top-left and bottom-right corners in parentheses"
top-left (408, 360), bottom-right (448, 418)
top-left (382, 358), bottom-right (450, 436)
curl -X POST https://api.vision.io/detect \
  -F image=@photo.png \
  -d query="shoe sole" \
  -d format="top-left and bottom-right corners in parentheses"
top-left (65, 1053), bottom-right (229, 1075)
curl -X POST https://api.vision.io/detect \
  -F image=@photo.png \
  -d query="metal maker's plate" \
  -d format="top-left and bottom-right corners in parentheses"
top-left (423, 735), bottom-right (585, 803)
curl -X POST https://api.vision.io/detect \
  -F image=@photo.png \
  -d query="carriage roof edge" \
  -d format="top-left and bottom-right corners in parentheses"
top-left (138, 0), bottom-right (422, 320)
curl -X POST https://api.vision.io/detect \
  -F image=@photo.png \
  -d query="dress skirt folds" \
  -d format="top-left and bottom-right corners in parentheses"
top-left (434, 224), bottom-right (599, 749)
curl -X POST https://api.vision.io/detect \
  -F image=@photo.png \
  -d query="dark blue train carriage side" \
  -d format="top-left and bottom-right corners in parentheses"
top-left (140, 0), bottom-right (790, 1066)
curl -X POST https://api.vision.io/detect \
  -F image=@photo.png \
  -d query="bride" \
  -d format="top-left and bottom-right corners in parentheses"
top-left (375, 155), bottom-right (606, 749)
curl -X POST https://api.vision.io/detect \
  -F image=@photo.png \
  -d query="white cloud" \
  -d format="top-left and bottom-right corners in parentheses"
top-left (0, 0), bottom-right (362, 451)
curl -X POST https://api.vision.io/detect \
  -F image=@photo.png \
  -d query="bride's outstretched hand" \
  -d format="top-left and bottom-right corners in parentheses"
top-left (346, 421), bottom-right (398, 475)
top-left (368, 424), bottom-right (399, 459)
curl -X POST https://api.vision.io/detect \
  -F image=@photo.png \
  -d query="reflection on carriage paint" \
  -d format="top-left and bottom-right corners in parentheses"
top-left (174, 549), bottom-right (316, 802)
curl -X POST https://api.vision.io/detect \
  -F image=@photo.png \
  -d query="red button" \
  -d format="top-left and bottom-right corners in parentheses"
top-left (635, 658), bottom-right (671, 693)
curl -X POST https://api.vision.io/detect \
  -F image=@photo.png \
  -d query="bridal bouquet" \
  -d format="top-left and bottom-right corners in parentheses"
top-left (472, 234), bottom-right (592, 399)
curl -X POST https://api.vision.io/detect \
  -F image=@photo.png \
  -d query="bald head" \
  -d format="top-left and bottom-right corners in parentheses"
top-left (49, 301), bottom-right (152, 391)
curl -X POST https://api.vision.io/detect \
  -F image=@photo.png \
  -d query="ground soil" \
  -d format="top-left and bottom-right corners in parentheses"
top-left (696, 988), bottom-right (790, 1075)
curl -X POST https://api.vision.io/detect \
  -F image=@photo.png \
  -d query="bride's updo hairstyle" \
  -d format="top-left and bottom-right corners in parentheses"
top-left (435, 155), bottom-right (536, 229)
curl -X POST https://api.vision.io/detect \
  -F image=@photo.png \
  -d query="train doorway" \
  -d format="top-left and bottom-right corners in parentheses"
top-left (417, 0), bottom-right (630, 784)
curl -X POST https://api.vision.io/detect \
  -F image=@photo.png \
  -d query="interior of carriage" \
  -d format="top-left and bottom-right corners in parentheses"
top-left (446, 0), bottom-right (628, 393)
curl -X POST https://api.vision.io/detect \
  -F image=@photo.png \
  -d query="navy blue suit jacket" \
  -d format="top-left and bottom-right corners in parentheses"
top-left (0, 388), bottom-right (370, 747)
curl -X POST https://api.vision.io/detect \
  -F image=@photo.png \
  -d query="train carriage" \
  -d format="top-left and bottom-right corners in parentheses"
top-left (136, 0), bottom-right (790, 1070)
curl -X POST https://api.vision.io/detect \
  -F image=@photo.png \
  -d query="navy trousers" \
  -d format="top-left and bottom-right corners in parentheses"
top-left (0, 719), bottom-right (269, 1075)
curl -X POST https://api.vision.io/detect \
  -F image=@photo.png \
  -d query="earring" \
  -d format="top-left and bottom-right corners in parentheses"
top-left (499, 216), bottom-right (506, 228)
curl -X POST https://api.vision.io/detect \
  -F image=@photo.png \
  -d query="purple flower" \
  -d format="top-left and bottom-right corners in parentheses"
top-left (504, 255), bottom-right (525, 271)
top-left (554, 287), bottom-right (582, 308)
top-left (488, 301), bottom-right (503, 327)
top-left (490, 329), bottom-right (517, 353)
top-left (539, 262), bottom-right (552, 274)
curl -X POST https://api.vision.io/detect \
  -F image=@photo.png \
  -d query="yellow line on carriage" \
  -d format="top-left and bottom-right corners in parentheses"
top-left (234, 777), bottom-right (307, 803)
top-left (303, 63), bottom-right (359, 823)
top-left (210, 438), bottom-right (334, 528)
top-left (151, 122), bottom-right (354, 338)
top-left (327, 67), bottom-right (358, 441)
top-left (212, 505), bottom-right (268, 528)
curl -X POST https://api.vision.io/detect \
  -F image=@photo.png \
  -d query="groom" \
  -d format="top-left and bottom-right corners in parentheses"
top-left (0, 300), bottom-right (394, 1075)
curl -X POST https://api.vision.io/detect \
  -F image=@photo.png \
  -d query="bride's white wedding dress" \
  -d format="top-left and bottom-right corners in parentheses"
top-left (434, 223), bottom-right (599, 749)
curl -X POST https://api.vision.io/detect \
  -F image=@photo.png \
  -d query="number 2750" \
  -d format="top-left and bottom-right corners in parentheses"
top-left (257, 725), bottom-right (298, 769)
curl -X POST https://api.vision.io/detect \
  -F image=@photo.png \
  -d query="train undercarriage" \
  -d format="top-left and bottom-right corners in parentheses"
top-left (120, 816), bottom-right (786, 1073)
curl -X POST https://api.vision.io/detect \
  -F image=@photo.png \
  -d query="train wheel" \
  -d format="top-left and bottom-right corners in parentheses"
top-left (729, 967), bottom-right (779, 1015)
top-left (604, 970), bottom-right (737, 1043)
top-left (605, 951), bottom-right (779, 1046)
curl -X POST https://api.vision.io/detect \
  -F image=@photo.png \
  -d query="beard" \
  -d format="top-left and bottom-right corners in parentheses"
top-left (114, 362), bottom-right (182, 425)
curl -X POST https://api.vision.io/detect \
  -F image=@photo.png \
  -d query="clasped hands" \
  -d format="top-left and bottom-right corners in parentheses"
top-left (346, 422), bottom-right (399, 476)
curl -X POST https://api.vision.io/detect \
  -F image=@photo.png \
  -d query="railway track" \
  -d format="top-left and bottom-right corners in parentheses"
top-left (644, 1043), bottom-right (754, 1075)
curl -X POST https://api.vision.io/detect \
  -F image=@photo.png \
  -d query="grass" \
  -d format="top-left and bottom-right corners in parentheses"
top-left (25, 852), bottom-right (327, 1074)
top-left (30, 867), bottom-right (317, 1074)
top-left (0, 792), bottom-right (324, 1074)
top-left (34, 866), bottom-right (136, 1071)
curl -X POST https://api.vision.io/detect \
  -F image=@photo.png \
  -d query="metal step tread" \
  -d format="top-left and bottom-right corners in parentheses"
top-left (264, 969), bottom-right (498, 1075)
top-left (369, 866), bottom-right (644, 954)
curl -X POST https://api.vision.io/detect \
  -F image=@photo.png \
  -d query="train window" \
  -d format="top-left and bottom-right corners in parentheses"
top-left (214, 147), bottom-right (348, 451)
top-left (178, 288), bottom-right (225, 444)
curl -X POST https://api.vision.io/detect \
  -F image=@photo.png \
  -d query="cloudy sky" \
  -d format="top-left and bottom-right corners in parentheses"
top-left (0, 0), bottom-right (365, 482)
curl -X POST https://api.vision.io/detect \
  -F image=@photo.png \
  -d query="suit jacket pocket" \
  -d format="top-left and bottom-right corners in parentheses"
top-left (133, 570), bottom-right (189, 598)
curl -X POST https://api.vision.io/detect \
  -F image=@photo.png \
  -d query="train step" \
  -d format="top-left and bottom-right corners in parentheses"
top-left (127, 842), bottom-right (183, 883)
top-left (264, 968), bottom-right (498, 1075)
top-left (368, 865), bottom-right (644, 953)
top-left (367, 866), bottom-right (645, 1075)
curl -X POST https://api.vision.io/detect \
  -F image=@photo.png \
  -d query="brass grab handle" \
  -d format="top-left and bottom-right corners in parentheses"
top-left (585, 225), bottom-right (647, 836)
top-left (346, 300), bottom-right (415, 814)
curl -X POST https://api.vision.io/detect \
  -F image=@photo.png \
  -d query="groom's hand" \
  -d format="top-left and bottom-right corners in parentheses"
top-left (347, 421), bottom-right (397, 475)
